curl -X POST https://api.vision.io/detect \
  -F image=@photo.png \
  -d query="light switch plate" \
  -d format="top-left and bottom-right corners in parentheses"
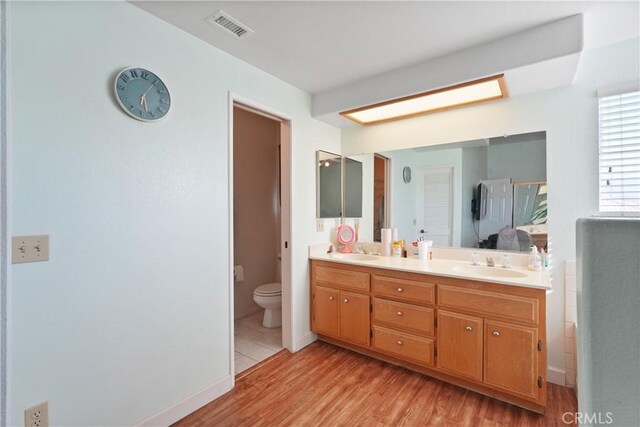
top-left (316, 219), bottom-right (324, 232)
top-left (12, 235), bottom-right (50, 264)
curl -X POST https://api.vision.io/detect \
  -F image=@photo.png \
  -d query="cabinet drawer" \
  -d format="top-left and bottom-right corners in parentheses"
top-left (373, 326), bottom-right (434, 367)
top-left (439, 285), bottom-right (539, 325)
top-left (315, 265), bottom-right (370, 292)
top-left (372, 275), bottom-right (435, 305)
top-left (373, 298), bottom-right (434, 336)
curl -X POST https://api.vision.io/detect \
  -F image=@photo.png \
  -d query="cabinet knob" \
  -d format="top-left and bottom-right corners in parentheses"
top-left (493, 331), bottom-right (500, 337)
top-left (328, 296), bottom-right (334, 301)
top-left (397, 287), bottom-right (404, 292)
top-left (397, 340), bottom-right (403, 346)
top-left (397, 311), bottom-right (403, 316)
top-left (465, 326), bottom-right (473, 331)
top-left (344, 298), bottom-right (349, 303)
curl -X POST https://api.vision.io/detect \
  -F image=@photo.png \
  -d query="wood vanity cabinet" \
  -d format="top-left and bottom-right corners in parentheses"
top-left (371, 274), bottom-right (436, 368)
top-left (484, 319), bottom-right (539, 400)
top-left (437, 310), bottom-right (483, 381)
top-left (310, 259), bottom-right (547, 414)
top-left (311, 264), bottom-right (370, 347)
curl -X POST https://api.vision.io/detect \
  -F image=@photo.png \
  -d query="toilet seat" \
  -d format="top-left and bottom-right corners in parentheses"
top-left (254, 282), bottom-right (281, 296)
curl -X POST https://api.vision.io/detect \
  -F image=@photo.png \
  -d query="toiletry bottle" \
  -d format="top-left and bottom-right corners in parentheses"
top-left (392, 240), bottom-right (402, 257)
top-left (528, 246), bottom-right (542, 271)
top-left (528, 246), bottom-right (536, 270)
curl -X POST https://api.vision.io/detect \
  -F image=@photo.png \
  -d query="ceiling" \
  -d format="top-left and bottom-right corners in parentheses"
top-left (131, 1), bottom-right (639, 94)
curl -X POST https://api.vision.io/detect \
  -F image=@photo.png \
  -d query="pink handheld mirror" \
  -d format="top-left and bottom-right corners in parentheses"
top-left (336, 224), bottom-right (356, 253)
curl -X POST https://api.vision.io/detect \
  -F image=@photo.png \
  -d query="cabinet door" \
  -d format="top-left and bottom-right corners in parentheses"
top-left (437, 310), bottom-right (483, 381)
top-left (485, 320), bottom-right (539, 400)
top-left (340, 291), bottom-right (370, 347)
top-left (313, 286), bottom-right (340, 338)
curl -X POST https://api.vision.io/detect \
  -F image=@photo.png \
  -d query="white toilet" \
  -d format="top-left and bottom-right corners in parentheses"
top-left (253, 282), bottom-right (282, 328)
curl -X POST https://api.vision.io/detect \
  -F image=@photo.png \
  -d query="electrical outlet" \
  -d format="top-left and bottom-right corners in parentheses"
top-left (12, 235), bottom-right (50, 264)
top-left (316, 219), bottom-right (324, 232)
top-left (24, 402), bottom-right (48, 427)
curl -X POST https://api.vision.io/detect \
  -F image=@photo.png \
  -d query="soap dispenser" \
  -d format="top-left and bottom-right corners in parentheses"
top-left (528, 246), bottom-right (542, 271)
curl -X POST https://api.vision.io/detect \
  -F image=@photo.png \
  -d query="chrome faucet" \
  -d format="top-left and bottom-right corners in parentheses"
top-left (471, 252), bottom-right (480, 266)
top-left (501, 254), bottom-right (511, 269)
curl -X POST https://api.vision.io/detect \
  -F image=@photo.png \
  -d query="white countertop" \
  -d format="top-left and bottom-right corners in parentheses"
top-left (309, 249), bottom-right (551, 290)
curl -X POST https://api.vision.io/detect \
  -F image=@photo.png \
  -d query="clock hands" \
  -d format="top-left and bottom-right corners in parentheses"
top-left (139, 83), bottom-right (155, 112)
top-left (142, 83), bottom-right (155, 97)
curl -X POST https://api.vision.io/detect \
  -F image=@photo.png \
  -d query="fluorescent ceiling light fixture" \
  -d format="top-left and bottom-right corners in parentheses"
top-left (340, 74), bottom-right (508, 125)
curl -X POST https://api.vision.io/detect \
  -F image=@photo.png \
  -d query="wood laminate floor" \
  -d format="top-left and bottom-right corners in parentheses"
top-left (174, 341), bottom-right (577, 427)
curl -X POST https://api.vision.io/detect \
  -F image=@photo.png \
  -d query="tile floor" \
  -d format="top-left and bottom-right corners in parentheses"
top-left (234, 310), bottom-right (283, 374)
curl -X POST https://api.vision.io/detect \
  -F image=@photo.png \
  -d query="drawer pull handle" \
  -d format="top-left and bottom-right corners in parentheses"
top-left (328, 296), bottom-right (334, 301)
top-left (465, 326), bottom-right (473, 331)
top-left (344, 298), bottom-right (349, 303)
top-left (397, 287), bottom-right (404, 292)
top-left (397, 311), bottom-right (403, 316)
top-left (493, 331), bottom-right (500, 337)
top-left (397, 340), bottom-right (403, 346)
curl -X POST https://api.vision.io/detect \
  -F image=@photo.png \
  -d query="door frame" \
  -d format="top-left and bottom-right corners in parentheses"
top-left (227, 93), bottom-right (293, 386)
top-left (0, 1), bottom-right (11, 423)
top-left (373, 154), bottom-right (390, 241)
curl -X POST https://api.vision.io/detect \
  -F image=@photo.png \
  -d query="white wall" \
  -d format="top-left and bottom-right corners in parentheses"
top-left (0, 1), bottom-right (8, 424)
top-left (9, 1), bottom-right (340, 425)
top-left (342, 37), bottom-right (640, 384)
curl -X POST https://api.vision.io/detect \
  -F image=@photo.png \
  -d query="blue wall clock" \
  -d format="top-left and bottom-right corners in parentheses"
top-left (114, 67), bottom-right (171, 122)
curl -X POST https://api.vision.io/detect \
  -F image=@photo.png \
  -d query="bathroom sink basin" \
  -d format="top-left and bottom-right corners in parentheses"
top-left (330, 253), bottom-right (379, 261)
top-left (453, 265), bottom-right (528, 279)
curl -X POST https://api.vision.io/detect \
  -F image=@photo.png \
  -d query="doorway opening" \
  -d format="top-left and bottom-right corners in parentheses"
top-left (230, 100), bottom-right (291, 377)
top-left (373, 154), bottom-right (389, 242)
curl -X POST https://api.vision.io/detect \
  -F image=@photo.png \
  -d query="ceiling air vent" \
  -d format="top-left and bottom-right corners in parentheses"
top-left (206, 10), bottom-right (254, 39)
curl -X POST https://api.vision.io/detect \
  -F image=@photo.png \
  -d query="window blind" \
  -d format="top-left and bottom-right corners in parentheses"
top-left (598, 90), bottom-right (640, 215)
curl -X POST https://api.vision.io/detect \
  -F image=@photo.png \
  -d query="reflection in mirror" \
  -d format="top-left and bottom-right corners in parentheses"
top-left (513, 182), bottom-right (548, 250)
top-left (344, 157), bottom-right (363, 218)
top-left (317, 151), bottom-right (342, 218)
top-left (373, 155), bottom-right (389, 241)
top-left (368, 131), bottom-right (547, 252)
top-left (514, 183), bottom-right (548, 227)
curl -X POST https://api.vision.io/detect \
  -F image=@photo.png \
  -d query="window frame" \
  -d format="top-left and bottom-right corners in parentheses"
top-left (597, 83), bottom-right (640, 217)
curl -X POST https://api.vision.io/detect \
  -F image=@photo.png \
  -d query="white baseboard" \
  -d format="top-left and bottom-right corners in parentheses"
top-left (293, 331), bottom-right (317, 352)
top-left (134, 375), bottom-right (232, 427)
top-left (234, 307), bottom-right (263, 321)
top-left (547, 366), bottom-right (566, 386)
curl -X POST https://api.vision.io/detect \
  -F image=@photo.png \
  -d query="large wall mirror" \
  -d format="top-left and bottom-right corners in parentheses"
top-left (367, 131), bottom-right (547, 252)
top-left (344, 157), bottom-right (363, 218)
top-left (316, 151), bottom-right (363, 219)
top-left (317, 151), bottom-right (343, 218)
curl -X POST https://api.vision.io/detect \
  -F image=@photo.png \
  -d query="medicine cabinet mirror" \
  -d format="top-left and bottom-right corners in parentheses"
top-left (316, 151), bottom-right (363, 219)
